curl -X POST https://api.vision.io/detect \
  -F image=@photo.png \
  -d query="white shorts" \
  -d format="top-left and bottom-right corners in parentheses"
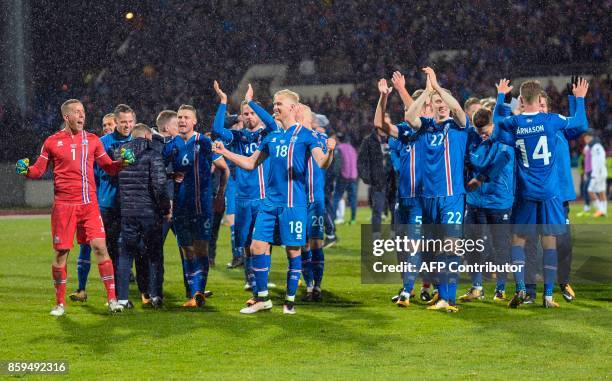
top-left (588, 176), bottom-right (606, 193)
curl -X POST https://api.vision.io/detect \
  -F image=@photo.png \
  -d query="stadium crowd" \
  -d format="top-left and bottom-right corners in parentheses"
top-left (2, 1), bottom-right (610, 163)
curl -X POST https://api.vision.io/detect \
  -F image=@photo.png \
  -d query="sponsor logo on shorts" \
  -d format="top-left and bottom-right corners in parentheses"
top-left (53, 235), bottom-right (60, 243)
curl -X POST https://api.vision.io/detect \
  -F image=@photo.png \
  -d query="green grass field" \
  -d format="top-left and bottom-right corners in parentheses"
top-left (0, 204), bottom-right (610, 380)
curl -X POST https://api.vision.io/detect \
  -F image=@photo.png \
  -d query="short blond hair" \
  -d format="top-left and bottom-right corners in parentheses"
top-left (274, 89), bottom-right (300, 104)
top-left (520, 80), bottom-right (543, 105)
top-left (61, 99), bottom-right (81, 115)
top-left (156, 110), bottom-right (177, 132)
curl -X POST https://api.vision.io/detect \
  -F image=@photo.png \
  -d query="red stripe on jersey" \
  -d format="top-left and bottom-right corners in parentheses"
top-left (410, 146), bottom-right (415, 197)
top-left (194, 133), bottom-right (202, 214)
top-left (444, 135), bottom-right (453, 196)
top-left (257, 164), bottom-right (265, 199)
top-left (287, 125), bottom-right (302, 207)
top-left (307, 157), bottom-right (314, 203)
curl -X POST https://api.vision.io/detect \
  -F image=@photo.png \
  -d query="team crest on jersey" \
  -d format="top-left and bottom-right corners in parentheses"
top-left (271, 137), bottom-right (277, 143)
top-left (526, 119), bottom-right (532, 123)
top-left (82, 139), bottom-right (88, 145)
top-left (57, 141), bottom-right (63, 147)
top-left (403, 130), bottom-right (410, 136)
top-left (241, 136), bottom-right (247, 141)
top-left (280, 139), bottom-right (286, 144)
top-left (427, 127), bottom-right (434, 132)
top-left (290, 136), bottom-right (298, 143)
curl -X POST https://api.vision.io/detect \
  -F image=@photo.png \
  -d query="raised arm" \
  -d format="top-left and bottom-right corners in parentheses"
top-left (405, 87), bottom-right (429, 130)
top-left (374, 78), bottom-right (398, 137)
top-left (490, 79), bottom-right (516, 145)
top-left (391, 71), bottom-right (414, 113)
top-left (564, 77), bottom-right (589, 132)
top-left (212, 140), bottom-right (266, 170)
top-left (212, 81), bottom-right (234, 143)
top-left (244, 83), bottom-right (277, 131)
top-left (422, 66), bottom-right (466, 127)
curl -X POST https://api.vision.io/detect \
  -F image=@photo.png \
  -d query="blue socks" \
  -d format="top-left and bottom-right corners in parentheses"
top-left (446, 254), bottom-right (459, 303)
top-left (470, 271), bottom-right (483, 288)
top-left (437, 253), bottom-right (448, 301)
top-left (77, 244), bottom-right (91, 290)
top-left (199, 256), bottom-right (210, 293)
top-left (511, 245), bottom-right (526, 292)
top-left (301, 249), bottom-right (314, 289)
top-left (253, 254), bottom-right (270, 298)
top-left (286, 255), bottom-right (302, 301)
top-left (543, 249), bottom-right (557, 297)
top-left (188, 258), bottom-right (201, 297)
top-left (245, 256), bottom-right (257, 296)
top-left (402, 252), bottom-right (421, 294)
top-left (231, 225), bottom-right (243, 259)
top-left (311, 248), bottom-right (325, 288)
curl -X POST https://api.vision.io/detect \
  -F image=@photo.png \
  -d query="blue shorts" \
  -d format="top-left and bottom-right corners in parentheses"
top-left (307, 200), bottom-right (325, 241)
top-left (396, 197), bottom-right (423, 239)
top-left (420, 194), bottom-right (465, 237)
top-left (252, 203), bottom-right (307, 247)
top-left (173, 214), bottom-right (212, 247)
top-left (225, 179), bottom-right (236, 215)
top-left (513, 197), bottom-right (567, 236)
top-left (235, 198), bottom-right (261, 248)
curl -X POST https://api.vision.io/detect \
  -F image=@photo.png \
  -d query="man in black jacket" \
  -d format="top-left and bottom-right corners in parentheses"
top-left (358, 127), bottom-right (394, 239)
top-left (116, 124), bottom-right (171, 308)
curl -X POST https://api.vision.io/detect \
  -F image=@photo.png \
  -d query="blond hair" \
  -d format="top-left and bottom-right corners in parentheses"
top-left (60, 99), bottom-right (81, 115)
top-left (519, 80), bottom-right (543, 105)
top-left (274, 89), bottom-right (300, 104)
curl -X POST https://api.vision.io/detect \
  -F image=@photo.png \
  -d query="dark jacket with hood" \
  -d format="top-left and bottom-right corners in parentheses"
top-left (118, 137), bottom-right (171, 219)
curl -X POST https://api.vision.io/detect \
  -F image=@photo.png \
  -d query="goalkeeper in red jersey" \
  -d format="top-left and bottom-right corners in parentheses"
top-left (15, 99), bottom-right (135, 316)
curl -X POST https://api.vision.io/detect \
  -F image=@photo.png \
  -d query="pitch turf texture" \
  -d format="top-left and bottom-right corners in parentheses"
top-left (1, 205), bottom-right (610, 380)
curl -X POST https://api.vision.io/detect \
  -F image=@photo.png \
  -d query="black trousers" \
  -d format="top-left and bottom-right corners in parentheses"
top-left (101, 208), bottom-right (121, 275)
top-left (117, 216), bottom-right (164, 300)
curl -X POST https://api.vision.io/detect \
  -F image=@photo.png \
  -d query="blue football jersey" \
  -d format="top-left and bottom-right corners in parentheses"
top-left (212, 102), bottom-right (276, 200)
top-left (95, 131), bottom-right (132, 210)
top-left (395, 123), bottom-right (423, 198)
top-left (163, 132), bottom-right (220, 216)
top-left (258, 124), bottom-right (322, 207)
top-left (493, 94), bottom-right (587, 201)
top-left (412, 117), bottom-right (468, 197)
top-left (306, 131), bottom-right (328, 203)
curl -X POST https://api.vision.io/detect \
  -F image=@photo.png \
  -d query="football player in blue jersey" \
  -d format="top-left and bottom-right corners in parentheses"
top-left (461, 107), bottom-right (515, 303)
top-left (376, 77), bottom-right (430, 308)
top-left (163, 104), bottom-right (229, 308)
top-left (212, 81), bottom-right (277, 305)
top-left (402, 67), bottom-right (469, 312)
top-left (523, 83), bottom-right (584, 304)
top-left (213, 89), bottom-right (335, 315)
top-left (491, 78), bottom-right (588, 308)
top-left (296, 104), bottom-right (329, 302)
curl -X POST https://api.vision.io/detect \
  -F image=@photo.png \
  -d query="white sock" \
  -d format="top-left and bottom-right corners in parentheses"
top-left (337, 199), bottom-right (346, 220)
top-left (545, 295), bottom-right (553, 302)
top-left (118, 299), bottom-right (129, 305)
top-left (475, 286), bottom-right (483, 291)
top-left (596, 199), bottom-right (604, 213)
top-left (584, 204), bottom-right (590, 212)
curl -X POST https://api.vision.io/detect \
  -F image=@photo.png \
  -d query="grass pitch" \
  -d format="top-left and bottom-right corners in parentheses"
top-left (0, 205), bottom-right (610, 380)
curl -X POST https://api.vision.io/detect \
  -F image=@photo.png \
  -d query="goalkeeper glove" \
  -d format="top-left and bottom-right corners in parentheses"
top-left (120, 148), bottom-right (135, 166)
top-left (15, 158), bottom-right (29, 175)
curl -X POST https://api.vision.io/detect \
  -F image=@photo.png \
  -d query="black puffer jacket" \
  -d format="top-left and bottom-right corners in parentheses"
top-left (358, 131), bottom-right (393, 192)
top-left (118, 138), bottom-right (171, 218)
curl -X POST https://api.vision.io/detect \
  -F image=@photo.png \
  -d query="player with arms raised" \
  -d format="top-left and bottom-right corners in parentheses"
top-left (15, 99), bottom-right (135, 316)
top-left (213, 89), bottom-right (335, 314)
top-left (492, 78), bottom-right (589, 308)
